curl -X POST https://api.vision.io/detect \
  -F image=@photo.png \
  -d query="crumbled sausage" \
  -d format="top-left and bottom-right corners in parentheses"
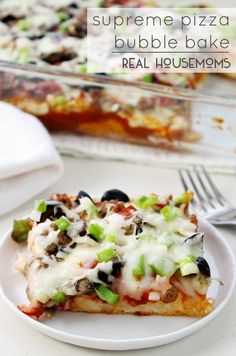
top-left (41, 51), bottom-right (77, 65)
top-left (98, 201), bottom-right (107, 218)
top-left (46, 243), bottom-right (58, 256)
top-left (57, 232), bottom-right (72, 246)
top-left (124, 224), bottom-right (133, 235)
top-left (160, 286), bottom-right (178, 303)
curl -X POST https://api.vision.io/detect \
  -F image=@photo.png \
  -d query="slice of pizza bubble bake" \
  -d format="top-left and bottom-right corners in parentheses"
top-left (12, 189), bottom-right (215, 319)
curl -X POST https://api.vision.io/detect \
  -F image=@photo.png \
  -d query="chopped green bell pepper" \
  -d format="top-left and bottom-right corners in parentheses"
top-left (11, 219), bottom-right (31, 243)
top-left (135, 196), bottom-right (158, 209)
top-left (54, 217), bottom-right (70, 231)
top-left (36, 200), bottom-right (47, 213)
top-left (160, 206), bottom-right (180, 221)
top-left (87, 223), bottom-right (104, 241)
top-left (94, 284), bottom-right (120, 305)
top-left (52, 291), bottom-right (66, 303)
top-left (97, 247), bottom-right (118, 263)
top-left (105, 235), bottom-right (116, 243)
top-left (174, 191), bottom-right (193, 205)
top-left (150, 258), bottom-right (178, 278)
top-left (132, 255), bottom-right (145, 277)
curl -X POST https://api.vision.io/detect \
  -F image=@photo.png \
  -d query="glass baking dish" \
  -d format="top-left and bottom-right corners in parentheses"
top-left (0, 60), bottom-right (236, 157)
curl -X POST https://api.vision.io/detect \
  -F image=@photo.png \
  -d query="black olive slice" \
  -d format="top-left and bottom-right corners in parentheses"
top-left (183, 233), bottom-right (204, 245)
top-left (28, 33), bottom-right (45, 40)
top-left (95, 73), bottom-right (108, 76)
top-left (81, 85), bottom-right (102, 92)
top-left (101, 189), bottom-right (129, 202)
top-left (111, 259), bottom-right (125, 277)
top-left (87, 233), bottom-right (97, 241)
top-left (97, 270), bottom-right (110, 284)
top-left (40, 201), bottom-right (65, 223)
top-left (196, 257), bottom-right (211, 277)
top-left (135, 226), bottom-right (143, 235)
top-left (75, 190), bottom-right (93, 203)
top-left (69, 3), bottom-right (79, 9)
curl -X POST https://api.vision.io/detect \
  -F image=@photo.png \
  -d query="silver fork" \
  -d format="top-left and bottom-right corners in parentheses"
top-left (178, 165), bottom-right (236, 225)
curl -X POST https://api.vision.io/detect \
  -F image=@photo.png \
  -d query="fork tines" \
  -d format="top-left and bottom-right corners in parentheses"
top-left (178, 165), bottom-right (226, 214)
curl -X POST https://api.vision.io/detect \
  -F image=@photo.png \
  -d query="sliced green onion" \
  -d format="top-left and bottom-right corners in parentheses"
top-left (94, 284), bottom-right (120, 305)
top-left (139, 233), bottom-right (155, 241)
top-left (179, 256), bottom-right (198, 276)
top-left (57, 11), bottom-right (69, 21)
top-left (16, 48), bottom-right (31, 64)
top-left (106, 235), bottom-right (116, 243)
top-left (150, 258), bottom-right (178, 278)
top-left (98, 0), bottom-right (106, 7)
top-left (174, 191), bottom-right (193, 205)
top-left (54, 95), bottom-right (66, 105)
top-left (87, 223), bottom-right (104, 241)
top-left (150, 263), bottom-right (165, 277)
top-left (135, 196), bottom-right (158, 209)
top-left (132, 255), bottom-right (145, 277)
top-left (36, 200), bottom-right (47, 213)
top-left (142, 74), bottom-right (153, 83)
top-left (52, 291), bottom-right (66, 303)
top-left (179, 255), bottom-right (196, 265)
top-left (90, 205), bottom-right (99, 216)
top-left (180, 262), bottom-right (199, 276)
top-left (16, 19), bottom-right (31, 31)
top-left (97, 247), bottom-right (118, 263)
top-left (159, 232), bottom-right (174, 248)
top-left (126, 103), bottom-right (135, 110)
top-left (160, 206), bottom-right (180, 221)
top-left (75, 65), bottom-right (87, 73)
top-left (59, 23), bottom-right (69, 33)
top-left (54, 217), bottom-right (70, 231)
top-left (11, 219), bottom-right (31, 243)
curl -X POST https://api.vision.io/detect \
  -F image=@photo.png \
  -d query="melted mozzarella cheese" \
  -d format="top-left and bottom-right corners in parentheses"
top-left (28, 245), bottom-right (99, 304)
top-left (24, 195), bottom-right (205, 304)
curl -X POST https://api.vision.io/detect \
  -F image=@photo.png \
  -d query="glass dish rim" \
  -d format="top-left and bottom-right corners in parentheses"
top-left (1, 60), bottom-right (236, 107)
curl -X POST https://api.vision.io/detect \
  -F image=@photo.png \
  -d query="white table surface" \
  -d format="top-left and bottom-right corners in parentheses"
top-left (0, 155), bottom-right (236, 356)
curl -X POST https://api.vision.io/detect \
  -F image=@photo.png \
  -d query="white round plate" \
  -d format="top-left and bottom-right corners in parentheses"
top-left (0, 219), bottom-right (235, 351)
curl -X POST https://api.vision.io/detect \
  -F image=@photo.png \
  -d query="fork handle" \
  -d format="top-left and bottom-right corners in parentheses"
top-left (208, 219), bottom-right (236, 226)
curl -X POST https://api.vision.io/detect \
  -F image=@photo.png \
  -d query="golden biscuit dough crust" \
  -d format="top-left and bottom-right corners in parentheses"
top-left (69, 294), bottom-right (214, 317)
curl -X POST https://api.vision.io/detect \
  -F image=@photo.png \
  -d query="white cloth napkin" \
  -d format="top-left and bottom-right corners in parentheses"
top-left (53, 134), bottom-right (236, 174)
top-left (0, 102), bottom-right (64, 216)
